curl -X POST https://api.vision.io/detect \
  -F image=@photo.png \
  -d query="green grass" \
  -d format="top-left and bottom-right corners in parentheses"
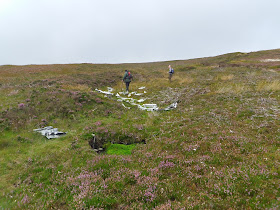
top-left (106, 143), bottom-right (137, 155)
top-left (0, 48), bottom-right (280, 209)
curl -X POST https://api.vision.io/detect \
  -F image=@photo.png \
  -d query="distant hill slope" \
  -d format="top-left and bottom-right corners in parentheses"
top-left (0, 49), bottom-right (279, 209)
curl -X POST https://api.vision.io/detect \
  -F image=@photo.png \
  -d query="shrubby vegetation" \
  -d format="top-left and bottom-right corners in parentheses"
top-left (0, 49), bottom-right (279, 209)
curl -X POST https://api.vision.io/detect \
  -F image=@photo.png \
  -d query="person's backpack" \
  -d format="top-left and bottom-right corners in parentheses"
top-left (128, 72), bottom-right (133, 79)
top-left (171, 68), bottom-right (174, 74)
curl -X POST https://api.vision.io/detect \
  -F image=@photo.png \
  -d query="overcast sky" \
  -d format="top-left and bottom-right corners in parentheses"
top-left (0, 0), bottom-right (280, 65)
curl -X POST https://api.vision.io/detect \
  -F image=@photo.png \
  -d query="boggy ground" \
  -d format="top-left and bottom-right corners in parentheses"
top-left (0, 49), bottom-right (279, 209)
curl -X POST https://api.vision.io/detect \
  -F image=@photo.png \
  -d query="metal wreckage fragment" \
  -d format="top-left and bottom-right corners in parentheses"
top-left (34, 126), bottom-right (66, 139)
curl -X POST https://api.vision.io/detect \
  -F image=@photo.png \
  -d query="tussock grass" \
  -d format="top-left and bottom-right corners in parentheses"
top-left (256, 80), bottom-right (280, 91)
top-left (61, 84), bottom-right (92, 92)
top-left (173, 75), bottom-right (194, 84)
top-left (219, 74), bottom-right (234, 81)
top-left (215, 83), bottom-right (250, 94)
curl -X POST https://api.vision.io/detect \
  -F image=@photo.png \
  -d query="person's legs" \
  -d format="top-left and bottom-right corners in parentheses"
top-left (169, 73), bottom-right (172, 82)
top-left (126, 82), bottom-right (130, 92)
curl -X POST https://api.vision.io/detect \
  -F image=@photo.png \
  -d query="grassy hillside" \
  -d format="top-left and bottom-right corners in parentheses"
top-left (0, 49), bottom-right (279, 209)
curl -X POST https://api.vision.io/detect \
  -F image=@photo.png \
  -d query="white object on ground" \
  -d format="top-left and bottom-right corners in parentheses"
top-left (138, 87), bottom-right (146, 89)
top-left (139, 104), bottom-right (158, 111)
top-left (34, 126), bottom-right (66, 139)
top-left (107, 87), bottom-right (114, 92)
top-left (95, 88), bottom-right (114, 95)
top-left (261, 59), bottom-right (280, 62)
top-left (164, 102), bottom-right (178, 111)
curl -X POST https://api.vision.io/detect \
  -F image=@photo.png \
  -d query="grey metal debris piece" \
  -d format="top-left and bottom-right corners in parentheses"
top-left (33, 126), bottom-right (66, 139)
top-left (164, 102), bottom-right (178, 111)
top-left (107, 87), bottom-right (114, 92)
top-left (138, 104), bottom-right (158, 111)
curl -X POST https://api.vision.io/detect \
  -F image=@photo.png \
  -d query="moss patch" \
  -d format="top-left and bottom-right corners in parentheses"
top-left (106, 144), bottom-right (136, 155)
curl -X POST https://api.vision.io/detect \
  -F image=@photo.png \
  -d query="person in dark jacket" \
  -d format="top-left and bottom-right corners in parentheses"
top-left (123, 70), bottom-right (133, 93)
top-left (168, 65), bottom-right (174, 82)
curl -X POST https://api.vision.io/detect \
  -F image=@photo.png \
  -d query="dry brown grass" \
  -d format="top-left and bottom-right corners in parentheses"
top-left (173, 75), bottom-right (194, 85)
top-left (256, 80), bottom-right (280, 91)
top-left (219, 74), bottom-right (234, 81)
top-left (61, 84), bottom-right (92, 92)
top-left (215, 83), bottom-right (250, 94)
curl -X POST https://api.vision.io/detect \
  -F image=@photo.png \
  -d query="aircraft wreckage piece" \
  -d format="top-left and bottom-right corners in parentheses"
top-left (34, 126), bottom-right (66, 139)
top-left (138, 104), bottom-right (159, 111)
top-left (164, 102), bottom-right (178, 111)
top-left (107, 87), bottom-right (114, 92)
top-left (95, 88), bottom-right (114, 95)
top-left (137, 99), bottom-right (145, 103)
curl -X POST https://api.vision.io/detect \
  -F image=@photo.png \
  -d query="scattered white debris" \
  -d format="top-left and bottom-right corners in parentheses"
top-left (138, 86), bottom-right (146, 89)
top-left (261, 59), bottom-right (280, 62)
top-left (96, 88), bottom-right (177, 112)
top-left (33, 126), bottom-right (66, 139)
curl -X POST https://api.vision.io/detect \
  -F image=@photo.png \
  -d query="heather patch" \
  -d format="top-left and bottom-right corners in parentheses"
top-left (1, 50), bottom-right (280, 209)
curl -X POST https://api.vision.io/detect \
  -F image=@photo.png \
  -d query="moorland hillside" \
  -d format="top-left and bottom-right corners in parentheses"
top-left (0, 49), bottom-right (279, 209)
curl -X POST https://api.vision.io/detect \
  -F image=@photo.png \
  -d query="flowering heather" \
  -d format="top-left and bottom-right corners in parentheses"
top-left (18, 103), bottom-right (25, 109)
top-left (158, 160), bottom-right (175, 169)
top-left (144, 185), bottom-right (157, 202)
top-left (95, 121), bottom-right (102, 126)
top-left (1, 49), bottom-right (280, 209)
top-left (95, 97), bottom-right (102, 103)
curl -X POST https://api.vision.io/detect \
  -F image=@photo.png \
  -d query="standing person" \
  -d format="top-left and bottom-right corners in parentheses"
top-left (168, 65), bottom-right (174, 82)
top-left (123, 70), bottom-right (133, 93)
